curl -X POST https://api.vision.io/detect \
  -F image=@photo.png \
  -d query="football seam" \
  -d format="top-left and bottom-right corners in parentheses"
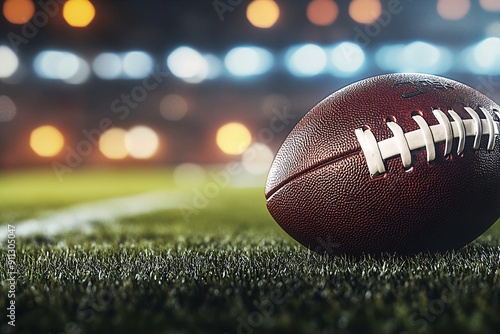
top-left (355, 107), bottom-right (500, 177)
top-left (265, 147), bottom-right (362, 201)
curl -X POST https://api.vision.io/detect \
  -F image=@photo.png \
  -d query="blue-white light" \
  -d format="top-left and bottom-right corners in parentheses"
top-left (286, 44), bottom-right (327, 77)
top-left (122, 51), bottom-right (153, 79)
top-left (375, 42), bottom-right (452, 74)
top-left (0, 46), bottom-right (19, 78)
top-left (224, 46), bottom-right (273, 77)
top-left (375, 44), bottom-right (405, 71)
top-left (203, 54), bottom-right (222, 79)
top-left (34, 50), bottom-right (89, 83)
top-left (167, 46), bottom-right (208, 83)
top-left (66, 58), bottom-right (91, 84)
top-left (329, 42), bottom-right (365, 77)
top-left (402, 41), bottom-right (451, 73)
top-left (92, 53), bottom-right (122, 79)
top-left (472, 37), bottom-right (500, 74)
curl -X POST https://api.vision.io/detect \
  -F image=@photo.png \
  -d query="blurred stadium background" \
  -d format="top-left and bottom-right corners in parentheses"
top-left (1, 0), bottom-right (500, 178)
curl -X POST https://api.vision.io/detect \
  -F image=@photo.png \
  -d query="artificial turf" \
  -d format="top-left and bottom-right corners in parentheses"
top-left (0, 168), bottom-right (499, 334)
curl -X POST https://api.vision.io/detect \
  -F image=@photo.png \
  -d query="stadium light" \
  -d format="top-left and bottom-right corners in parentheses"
top-left (286, 44), bottom-right (327, 77)
top-left (376, 42), bottom-right (452, 74)
top-left (0, 46), bottom-right (19, 78)
top-left (329, 42), bottom-right (365, 77)
top-left (472, 37), bottom-right (500, 74)
top-left (402, 41), bottom-right (452, 74)
top-left (375, 44), bottom-right (405, 71)
top-left (224, 46), bottom-right (273, 77)
top-left (437, 0), bottom-right (470, 21)
top-left (34, 50), bottom-right (90, 83)
top-left (216, 122), bottom-right (252, 155)
top-left (246, 0), bottom-right (280, 28)
top-left (307, 0), bottom-right (339, 26)
top-left (160, 94), bottom-right (188, 121)
top-left (0, 95), bottom-right (17, 122)
top-left (167, 46), bottom-right (208, 83)
top-left (63, 0), bottom-right (95, 27)
top-left (122, 51), bottom-right (153, 79)
top-left (99, 128), bottom-right (128, 159)
top-left (349, 0), bottom-right (382, 24)
top-left (124, 126), bottom-right (160, 159)
top-left (30, 125), bottom-right (64, 157)
top-left (92, 52), bottom-right (122, 79)
top-left (2, 0), bottom-right (34, 24)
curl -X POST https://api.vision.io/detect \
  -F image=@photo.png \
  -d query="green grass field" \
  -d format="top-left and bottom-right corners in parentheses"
top-left (1, 168), bottom-right (500, 334)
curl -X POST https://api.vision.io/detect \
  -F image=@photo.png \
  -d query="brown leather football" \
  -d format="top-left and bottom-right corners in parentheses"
top-left (265, 73), bottom-right (500, 255)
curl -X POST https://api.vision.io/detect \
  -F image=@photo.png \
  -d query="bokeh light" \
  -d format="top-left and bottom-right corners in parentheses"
top-left (375, 44), bottom-right (405, 70)
top-left (224, 46), bottom-right (274, 77)
top-left (402, 41), bottom-right (452, 73)
top-left (246, 0), bottom-right (280, 28)
top-left (307, 0), bottom-right (339, 26)
top-left (471, 37), bottom-right (500, 74)
top-left (480, 0), bottom-right (500, 12)
top-left (329, 42), bottom-right (365, 76)
top-left (203, 54), bottom-right (223, 79)
top-left (63, 0), bottom-right (96, 27)
top-left (376, 42), bottom-right (452, 74)
top-left (173, 163), bottom-right (207, 188)
top-left (349, 0), bottom-right (382, 25)
top-left (167, 46), bottom-right (208, 83)
top-left (242, 143), bottom-right (274, 175)
top-left (216, 122), bottom-right (252, 155)
top-left (160, 94), bottom-right (188, 121)
top-left (122, 51), bottom-right (153, 79)
top-left (34, 50), bottom-right (90, 84)
top-left (65, 57), bottom-right (91, 84)
top-left (99, 128), bottom-right (128, 159)
top-left (124, 126), bottom-right (160, 159)
top-left (261, 94), bottom-right (292, 118)
top-left (286, 44), bottom-right (327, 77)
top-left (0, 46), bottom-right (19, 78)
top-left (3, 0), bottom-right (34, 24)
top-left (30, 125), bottom-right (65, 157)
top-left (0, 95), bottom-right (17, 122)
top-left (437, 0), bottom-right (470, 20)
top-left (92, 53), bottom-right (122, 79)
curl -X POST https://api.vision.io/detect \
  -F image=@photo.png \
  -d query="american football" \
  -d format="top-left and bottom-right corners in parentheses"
top-left (266, 73), bottom-right (500, 255)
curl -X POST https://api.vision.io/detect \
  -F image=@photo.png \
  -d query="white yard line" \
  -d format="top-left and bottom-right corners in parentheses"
top-left (0, 190), bottom-right (186, 241)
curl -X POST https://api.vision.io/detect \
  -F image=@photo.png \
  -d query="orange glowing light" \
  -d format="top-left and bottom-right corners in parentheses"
top-left (30, 125), bottom-right (64, 157)
top-left (216, 122), bottom-right (252, 155)
top-left (246, 0), bottom-right (280, 28)
top-left (99, 128), bottom-right (128, 159)
top-left (437, 0), bottom-right (470, 20)
top-left (307, 0), bottom-right (339, 26)
top-left (349, 0), bottom-right (382, 25)
top-left (63, 0), bottom-right (96, 27)
top-left (3, 0), bottom-right (35, 24)
top-left (480, 0), bottom-right (500, 12)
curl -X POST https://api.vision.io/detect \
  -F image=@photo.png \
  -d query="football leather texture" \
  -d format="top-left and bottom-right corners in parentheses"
top-left (265, 73), bottom-right (500, 255)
